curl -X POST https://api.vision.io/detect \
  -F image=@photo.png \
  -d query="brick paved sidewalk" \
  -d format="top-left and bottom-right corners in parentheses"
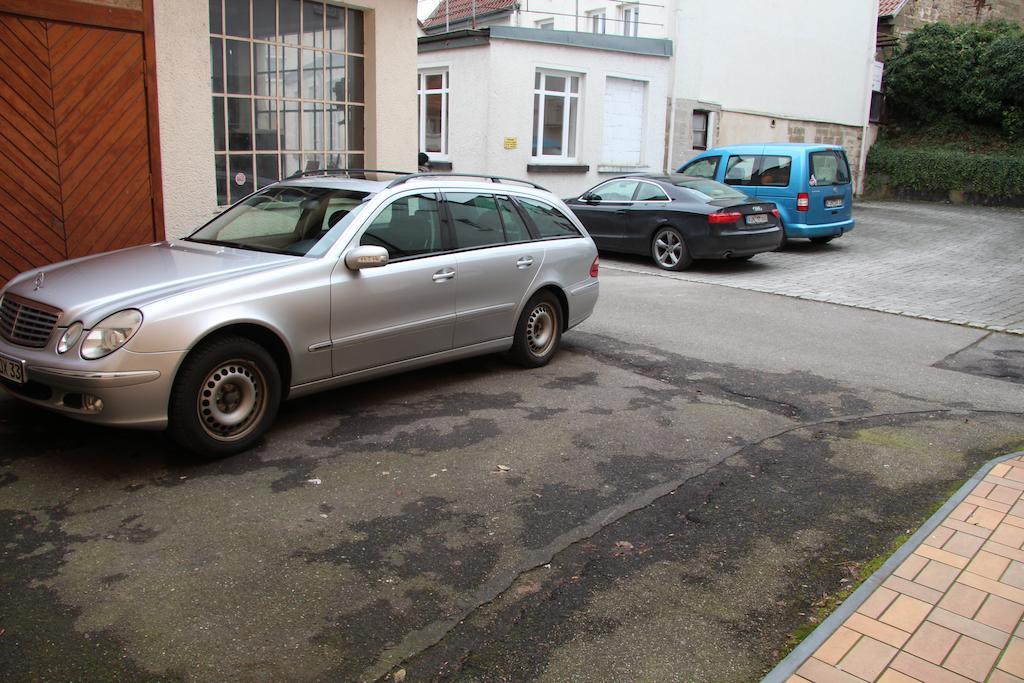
top-left (766, 453), bottom-right (1024, 683)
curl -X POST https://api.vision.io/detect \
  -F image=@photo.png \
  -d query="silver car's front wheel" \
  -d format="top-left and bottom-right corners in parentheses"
top-left (197, 359), bottom-right (266, 442)
top-left (651, 227), bottom-right (692, 271)
top-left (169, 336), bottom-right (281, 458)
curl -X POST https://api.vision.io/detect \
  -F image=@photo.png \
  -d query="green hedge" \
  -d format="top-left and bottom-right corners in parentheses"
top-left (866, 144), bottom-right (1024, 199)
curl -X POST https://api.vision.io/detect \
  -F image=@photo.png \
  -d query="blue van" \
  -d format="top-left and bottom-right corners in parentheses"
top-left (676, 144), bottom-right (854, 243)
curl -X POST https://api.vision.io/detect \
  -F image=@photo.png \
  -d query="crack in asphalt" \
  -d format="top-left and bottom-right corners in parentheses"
top-left (361, 406), bottom-right (968, 682)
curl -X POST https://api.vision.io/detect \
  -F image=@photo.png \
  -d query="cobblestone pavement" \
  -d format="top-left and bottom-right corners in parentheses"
top-left (768, 453), bottom-right (1024, 683)
top-left (603, 201), bottom-right (1024, 335)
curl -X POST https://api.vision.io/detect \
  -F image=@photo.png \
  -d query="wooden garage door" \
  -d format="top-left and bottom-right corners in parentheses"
top-left (0, 12), bottom-right (156, 283)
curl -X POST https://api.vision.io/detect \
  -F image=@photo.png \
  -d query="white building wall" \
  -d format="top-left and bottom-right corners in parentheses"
top-left (418, 38), bottom-right (670, 198)
top-left (153, 0), bottom-right (418, 239)
top-left (672, 0), bottom-right (875, 127)
top-left (511, 0), bottom-right (669, 38)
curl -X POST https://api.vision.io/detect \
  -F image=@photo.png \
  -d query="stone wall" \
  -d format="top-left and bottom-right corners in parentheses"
top-left (893, 0), bottom-right (1024, 40)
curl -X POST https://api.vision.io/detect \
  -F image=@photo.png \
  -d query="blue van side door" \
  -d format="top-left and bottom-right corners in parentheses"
top-left (750, 153), bottom-right (796, 221)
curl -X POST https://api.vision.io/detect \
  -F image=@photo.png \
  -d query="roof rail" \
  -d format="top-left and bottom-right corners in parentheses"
top-left (386, 172), bottom-right (550, 192)
top-left (288, 168), bottom-right (414, 179)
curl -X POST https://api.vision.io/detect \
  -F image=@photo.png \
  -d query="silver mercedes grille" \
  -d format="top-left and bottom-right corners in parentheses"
top-left (0, 295), bottom-right (61, 348)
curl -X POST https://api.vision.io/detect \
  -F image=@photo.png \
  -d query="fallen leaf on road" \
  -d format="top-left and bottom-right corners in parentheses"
top-left (495, 464), bottom-right (511, 472)
top-left (306, 478), bottom-right (322, 485)
top-left (615, 541), bottom-right (634, 550)
top-left (393, 669), bottom-right (406, 682)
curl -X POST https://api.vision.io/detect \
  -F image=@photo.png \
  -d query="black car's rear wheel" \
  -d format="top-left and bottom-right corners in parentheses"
top-left (169, 336), bottom-right (281, 458)
top-left (651, 227), bottom-right (692, 271)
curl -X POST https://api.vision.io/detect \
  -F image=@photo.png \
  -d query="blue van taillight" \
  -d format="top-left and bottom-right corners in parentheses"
top-left (797, 193), bottom-right (810, 212)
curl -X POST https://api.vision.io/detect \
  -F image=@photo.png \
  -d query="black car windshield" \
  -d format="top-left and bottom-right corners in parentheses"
top-left (187, 186), bottom-right (371, 256)
top-left (670, 178), bottom-right (749, 201)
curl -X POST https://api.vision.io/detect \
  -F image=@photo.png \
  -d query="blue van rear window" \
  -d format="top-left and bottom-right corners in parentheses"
top-left (810, 151), bottom-right (851, 186)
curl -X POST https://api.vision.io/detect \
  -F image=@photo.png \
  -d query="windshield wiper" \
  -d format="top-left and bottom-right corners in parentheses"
top-left (184, 238), bottom-right (289, 255)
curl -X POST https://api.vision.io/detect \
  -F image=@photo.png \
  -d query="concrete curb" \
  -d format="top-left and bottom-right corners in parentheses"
top-left (602, 263), bottom-right (1024, 337)
top-left (761, 449), bottom-right (1024, 683)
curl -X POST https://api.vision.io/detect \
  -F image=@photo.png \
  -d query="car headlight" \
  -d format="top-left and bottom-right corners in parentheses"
top-left (57, 322), bottom-right (84, 354)
top-left (81, 310), bottom-right (143, 360)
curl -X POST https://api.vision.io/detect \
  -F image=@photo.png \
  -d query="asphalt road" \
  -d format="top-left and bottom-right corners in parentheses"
top-left (2, 204), bottom-right (1023, 682)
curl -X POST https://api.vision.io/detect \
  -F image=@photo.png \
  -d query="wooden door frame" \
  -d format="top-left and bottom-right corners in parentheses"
top-left (0, 0), bottom-right (165, 241)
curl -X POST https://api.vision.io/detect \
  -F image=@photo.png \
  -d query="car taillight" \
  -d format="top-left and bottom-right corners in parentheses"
top-left (797, 193), bottom-right (809, 212)
top-left (708, 211), bottom-right (742, 225)
top-left (771, 208), bottom-right (780, 218)
top-left (590, 256), bottom-right (599, 277)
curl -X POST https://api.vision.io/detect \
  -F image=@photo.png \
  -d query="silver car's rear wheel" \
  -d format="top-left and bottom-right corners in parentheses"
top-left (197, 359), bottom-right (267, 442)
top-left (169, 336), bottom-right (281, 458)
top-left (651, 227), bottom-right (692, 271)
top-left (526, 302), bottom-right (558, 357)
top-left (510, 290), bottom-right (563, 368)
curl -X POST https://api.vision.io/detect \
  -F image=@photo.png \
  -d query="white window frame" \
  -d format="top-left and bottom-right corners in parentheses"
top-left (692, 110), bottom-right (715, 151)
top-left (588, 10), bottom-right (606, 34)
top-left (418, 68), bottom-right (449, 160)
top-left (536, 18), bottom-right (554, 29)
top-left (620, 5), bottom-right (638, 37)
top-left (532, 70), bottom-right (582, 162)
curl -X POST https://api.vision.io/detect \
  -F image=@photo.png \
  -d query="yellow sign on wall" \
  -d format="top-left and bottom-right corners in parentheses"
top-left (503, 137), bottom-right (518, 150)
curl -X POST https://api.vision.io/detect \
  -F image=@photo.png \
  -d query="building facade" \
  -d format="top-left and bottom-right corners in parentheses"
top-left (418, 26), bottom-right (672, 197)
top-left (0, 0), bottom-right (417, 283)
top-left (418, 0), bottom-right (878, 194)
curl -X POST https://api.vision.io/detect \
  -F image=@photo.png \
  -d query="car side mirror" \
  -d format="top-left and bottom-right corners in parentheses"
top-left (345, 245), bottom-right (389, 270)
top-left (582, 193), bottom-right (601, 203)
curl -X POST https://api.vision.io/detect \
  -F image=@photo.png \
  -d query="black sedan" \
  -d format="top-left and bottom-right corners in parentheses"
top-left (566, 175), bottom-right (783, 271)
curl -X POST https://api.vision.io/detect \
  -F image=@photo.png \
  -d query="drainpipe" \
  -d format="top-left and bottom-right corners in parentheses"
top-left (664, 0), bottom-right (682, 173)
top-left (445, 0), bottom-right (450, 32)
top-left (471, 0), bottom-right (477, 29)
top-left (856, 0), bottom-right (880, 196)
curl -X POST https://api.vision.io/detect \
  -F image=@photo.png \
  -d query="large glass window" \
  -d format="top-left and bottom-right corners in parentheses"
top-left (589, 10), bottom-right (606, 34)
top-left (532, 70), bottom-right (581, 160)
top-left (210, 0), bottom-right (365, 204)
top-left (418, 70), bottom-right (448, 158)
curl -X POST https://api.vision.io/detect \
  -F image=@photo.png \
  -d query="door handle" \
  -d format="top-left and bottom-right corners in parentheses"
top-left (615, 209), bottom-right (629, 215)
top-left (516, 256), bottom-right (534, 269)
top-left (432, 267), bottom-right (455, 282)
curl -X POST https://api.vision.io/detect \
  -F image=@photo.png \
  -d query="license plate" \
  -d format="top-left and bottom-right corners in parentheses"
top-left (0, 351), bottom-right (26, 384)
top-left (745, 213), bottom-right (769, 226)
top-left (825, 197), bottom-right (843, 208)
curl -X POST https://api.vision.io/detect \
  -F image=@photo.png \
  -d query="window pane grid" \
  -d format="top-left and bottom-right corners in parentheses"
top-left (533, 70), bottom-right (580, 160)
top-left (211, 0), bottom-right (365, 205)
top-left (418, 70), bottom-right (449, 157)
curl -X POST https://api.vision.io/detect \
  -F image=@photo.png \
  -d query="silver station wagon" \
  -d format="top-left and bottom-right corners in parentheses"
top-left (0, 172), bottom-right (600, 457)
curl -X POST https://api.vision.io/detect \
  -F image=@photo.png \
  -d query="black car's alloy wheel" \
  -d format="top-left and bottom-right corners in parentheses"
top-left (651, 227), bottom-right (693, 271)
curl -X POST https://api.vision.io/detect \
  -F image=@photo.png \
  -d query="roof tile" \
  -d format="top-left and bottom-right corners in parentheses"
top-left (423, 0), bottom-right (517, 28)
